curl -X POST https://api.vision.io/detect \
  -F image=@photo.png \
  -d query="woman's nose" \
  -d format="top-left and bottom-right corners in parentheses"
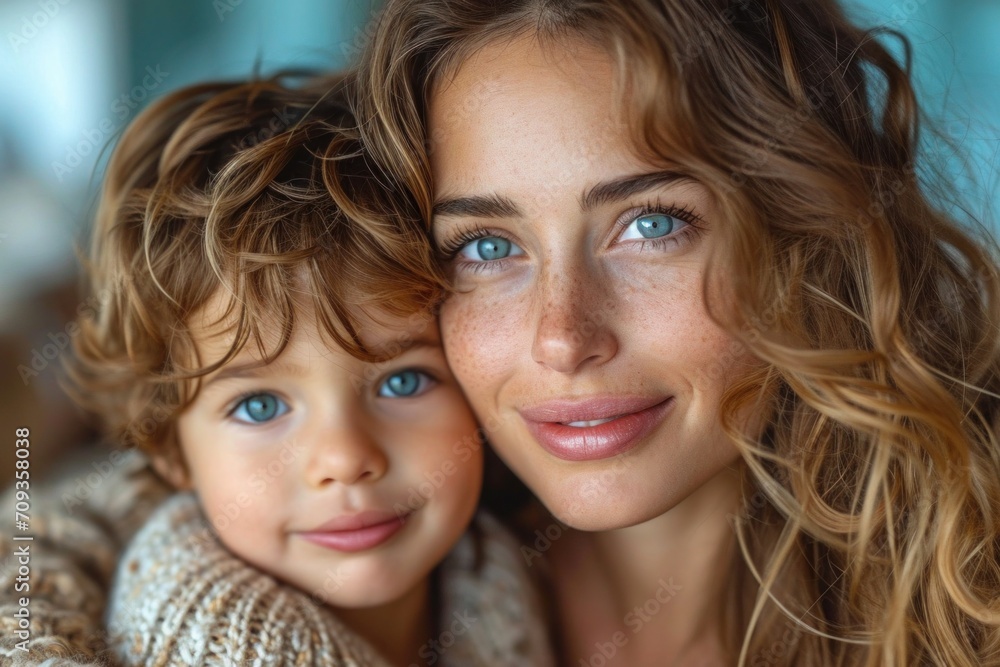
top-left (530, 263), bottom-right (619, 374)
top-left (303, 416), bottom-right (388, 488)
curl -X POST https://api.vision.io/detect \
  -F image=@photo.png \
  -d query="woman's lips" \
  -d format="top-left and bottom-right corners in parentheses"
top-left (298, 510), bottom-right (410, 553)
top-left (519, 395), bottom-right (675, 462)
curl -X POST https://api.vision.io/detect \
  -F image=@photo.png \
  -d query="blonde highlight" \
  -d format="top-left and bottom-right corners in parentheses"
top-left (352, 1), bottom-right (1000, 664)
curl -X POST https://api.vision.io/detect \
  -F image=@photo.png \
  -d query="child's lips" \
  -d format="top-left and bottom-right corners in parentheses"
top-left (308, 509), bottom-right (405, 533)
top-left (298, 510), bottom-right (411, 553)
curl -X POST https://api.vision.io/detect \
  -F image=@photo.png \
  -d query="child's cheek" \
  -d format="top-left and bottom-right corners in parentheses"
top-left (403, 389), bottom-right (483, 511)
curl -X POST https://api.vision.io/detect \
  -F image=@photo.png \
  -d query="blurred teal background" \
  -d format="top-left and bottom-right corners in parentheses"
top-left (0, 0), bottom-right (374, 324)
top-left (851, 0), bottom-right (1000, 234)
top-left (0, 0), bottom-right (996, 482)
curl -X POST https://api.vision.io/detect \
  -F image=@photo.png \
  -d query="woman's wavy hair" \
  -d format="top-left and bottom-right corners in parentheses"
top-left (352, 0), bottom-right (1000, 664)
top-left (67, 73), bottom-right (444, 473)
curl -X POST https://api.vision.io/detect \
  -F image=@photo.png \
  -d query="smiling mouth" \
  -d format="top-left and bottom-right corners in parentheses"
top-left (519, 396), bottom-right (676, 462)
top-left (299, 510), bottom-right (412, 553)
top-left (563, 417), bottom-right (618, 427)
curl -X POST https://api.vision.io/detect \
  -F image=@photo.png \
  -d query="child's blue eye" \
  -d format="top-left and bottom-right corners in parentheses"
top-left (232, 393), bottom-right (288, 423)
top-left (378, 370), bottom-right (433, 398)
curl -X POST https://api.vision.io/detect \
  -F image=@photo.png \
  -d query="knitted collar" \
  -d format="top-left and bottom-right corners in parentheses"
top-left (108, 492), bottom-right (555, 666)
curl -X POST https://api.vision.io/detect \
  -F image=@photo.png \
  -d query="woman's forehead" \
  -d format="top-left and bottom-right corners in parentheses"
top-left (427, 35), bottom-right (644, 197)
top-left (429, 33), bottom-right (618, 126)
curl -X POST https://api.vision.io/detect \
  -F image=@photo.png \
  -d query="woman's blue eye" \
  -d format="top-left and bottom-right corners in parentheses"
top-left (619, 213), bottom-right (684, 242)
top-left (378, 370), bottom-right (432, 398)
top-left (458, 236), bottom-right (524, 262)
top-left (232, 393), bottom-right (288, 423)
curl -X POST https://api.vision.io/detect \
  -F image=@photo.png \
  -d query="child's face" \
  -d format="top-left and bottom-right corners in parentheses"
top-left (169, 291), bottom-right (483, 608)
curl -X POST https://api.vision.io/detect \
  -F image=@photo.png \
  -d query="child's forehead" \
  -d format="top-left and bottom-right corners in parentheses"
top-left (353, 304), bottom-right (440, 350)
top-left (189, 288), bottom-right (441, 359)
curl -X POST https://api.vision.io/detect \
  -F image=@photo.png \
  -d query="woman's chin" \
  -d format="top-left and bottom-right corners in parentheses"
top-left (540, 480), bottom-right (679, 532)
top-left (549, 500), bottom-right (667, 532)
top-left (533, 459), bottom-right (743, 533)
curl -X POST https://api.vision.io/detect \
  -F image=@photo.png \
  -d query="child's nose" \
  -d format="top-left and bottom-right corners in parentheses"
top-left (303, 422), bottom-right (388, 488)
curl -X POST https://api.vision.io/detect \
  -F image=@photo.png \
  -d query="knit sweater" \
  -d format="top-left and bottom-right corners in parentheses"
top-left (0, 446), bottom-right (555, 666)
top-left (107, 493), bottom-right (554, 666)
top-left (0, 446), bottom-right (173, 666)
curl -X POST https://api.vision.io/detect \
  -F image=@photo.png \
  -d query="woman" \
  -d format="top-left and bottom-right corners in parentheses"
top-left (3, 2), bottom-right (998, 665)
top-left (352, 0), bottom-right (1000, 664)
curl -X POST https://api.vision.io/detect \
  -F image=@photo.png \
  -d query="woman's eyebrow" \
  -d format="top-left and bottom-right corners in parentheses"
top-left (580, 170), bottom-right (688, 211)
top-left (432, 170), bottom-right (689, 219)
top-left (432, 193), bottom-right (521, 219)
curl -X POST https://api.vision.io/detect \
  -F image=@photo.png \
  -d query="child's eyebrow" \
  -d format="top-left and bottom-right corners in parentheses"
top-left (202, 360), bottom-right (309, 388)
top-left (368, 336), bottom-right (443, 356)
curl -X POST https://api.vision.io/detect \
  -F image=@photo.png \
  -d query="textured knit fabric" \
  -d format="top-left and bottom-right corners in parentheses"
top-left (0, 446), bottom-right (556, 666)
top-left (0, 445), bottom-right (173, 666)
top-left (107, 492), bottom-right (555, 667)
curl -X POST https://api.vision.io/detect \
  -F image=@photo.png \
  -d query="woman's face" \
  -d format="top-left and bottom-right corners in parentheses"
top-left (430, 36), bottom-right (750, 531)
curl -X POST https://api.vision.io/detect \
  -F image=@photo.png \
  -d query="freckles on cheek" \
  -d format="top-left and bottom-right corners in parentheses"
top-left (620, 266), bottom-right (736, 366)
top-left (441, 292), bottom-right (526, 397)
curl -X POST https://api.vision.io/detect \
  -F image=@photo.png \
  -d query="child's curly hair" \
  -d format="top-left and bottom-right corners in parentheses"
top-left (66, 73), bottom-right (445, 474)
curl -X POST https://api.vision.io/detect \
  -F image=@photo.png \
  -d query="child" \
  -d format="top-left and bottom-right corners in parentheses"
top-left (67, 75), bottom-right (554, 666)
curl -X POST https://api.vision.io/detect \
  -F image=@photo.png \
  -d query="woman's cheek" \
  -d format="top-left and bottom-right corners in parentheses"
top-left (440, 289), bottom-right (528, 410)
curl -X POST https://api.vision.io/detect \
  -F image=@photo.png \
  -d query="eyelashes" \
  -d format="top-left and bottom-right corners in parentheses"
top-left (613, 201), bottom-right (704, 251)
top-left (226, 390), bottom-right (289, 424)
top-left (437, 225), bottom-right (509, 260)
top-left (617, 201), bottom-right (704, 231)
top-left (221, 368), bottom-right (442, 424)
top-left (436, 200), bottom-right (706, 268)
top-left (436, 225), bottom-right (524, 275)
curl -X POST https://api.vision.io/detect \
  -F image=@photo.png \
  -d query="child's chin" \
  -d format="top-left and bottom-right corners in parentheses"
top-left (319, 578), bottom-right (420, 609)
top-left (296, 561), bottom-right (425, 610)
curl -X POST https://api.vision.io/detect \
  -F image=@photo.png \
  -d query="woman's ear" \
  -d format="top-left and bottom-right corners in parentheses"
top-left (151, 451), bottom-right (192, 490)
